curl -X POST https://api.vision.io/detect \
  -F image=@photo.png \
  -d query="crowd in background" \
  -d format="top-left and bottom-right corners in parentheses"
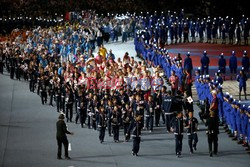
top-left (1, 9), bottom-right (250, 46)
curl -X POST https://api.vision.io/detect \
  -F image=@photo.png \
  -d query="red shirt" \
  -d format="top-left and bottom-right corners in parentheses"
top-left (211, 95), bottom-right (218, 111)
top-left (169, 75), bottom-right (179, 89)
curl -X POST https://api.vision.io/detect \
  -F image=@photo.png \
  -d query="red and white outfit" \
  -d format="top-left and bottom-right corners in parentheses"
top-left (115, 77), bottom-right (124, 90)
top-left (141, 76), bottom-right (152, 101)
top-left (169, 75), bottom-right (179, 95)
top-left (78, 75), bottom-right (87, 86)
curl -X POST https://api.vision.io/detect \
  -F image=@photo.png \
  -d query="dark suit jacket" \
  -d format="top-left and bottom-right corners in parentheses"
top-left (56, 120), bottom-right (71, 139)
top-left (206, 117), bottom-right (219, 134)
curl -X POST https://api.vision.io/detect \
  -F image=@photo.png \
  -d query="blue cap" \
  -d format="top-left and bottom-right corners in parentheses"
top-left (236, 101), bottom-right (241, 107)
top-left (224, 94), bottom-right (230, 99)
top-left (240, 105), bottom-right (246, 111)
top-left (229, 98), bottom-right (233, 102)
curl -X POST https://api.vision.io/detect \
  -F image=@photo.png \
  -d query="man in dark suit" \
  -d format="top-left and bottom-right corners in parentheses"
top-left (171, 112), bottom-right (184, 158)
top-left (56, 114), bottom-right (74, 160)
top-left (206, 111), bottom-right (219, 157)
top-left (130, 115), bottom-right (143, 156)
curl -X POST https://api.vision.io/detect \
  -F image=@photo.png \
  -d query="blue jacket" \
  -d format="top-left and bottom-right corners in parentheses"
top-left (200, 55), bottom-right (210, 67)
top-left (231, 108), bottom-right (237, 131)
top-left (223, 101), bottom-right (229, 124)
top-left (218, 57), bottom-right (226, 68)
top-left (241, 113), bottom-right (248, 135)
top-left (161, 94), bottom-right (173, 113)
top-left (171, 117), bottom-right (184, 134)
top-left (217, 92), bottom-right (224, 118)
top-left (229, 55), bottom-right (237, 69)
top-left (214, 76), bottom-right (223, 85)
top-left (235, 109), bottom-right (241, 130)
top-left (237, 74), bottom-right (248, 87)
top-left (242, 56), bottom-right (249, 70)
top-left (247, 115), bottom-right (250, 138)
top-left (184, 57), bottom-right (193, 71)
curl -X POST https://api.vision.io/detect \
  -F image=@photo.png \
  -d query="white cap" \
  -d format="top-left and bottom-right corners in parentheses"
top-left (211, 90), bottom-right (217, 95)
